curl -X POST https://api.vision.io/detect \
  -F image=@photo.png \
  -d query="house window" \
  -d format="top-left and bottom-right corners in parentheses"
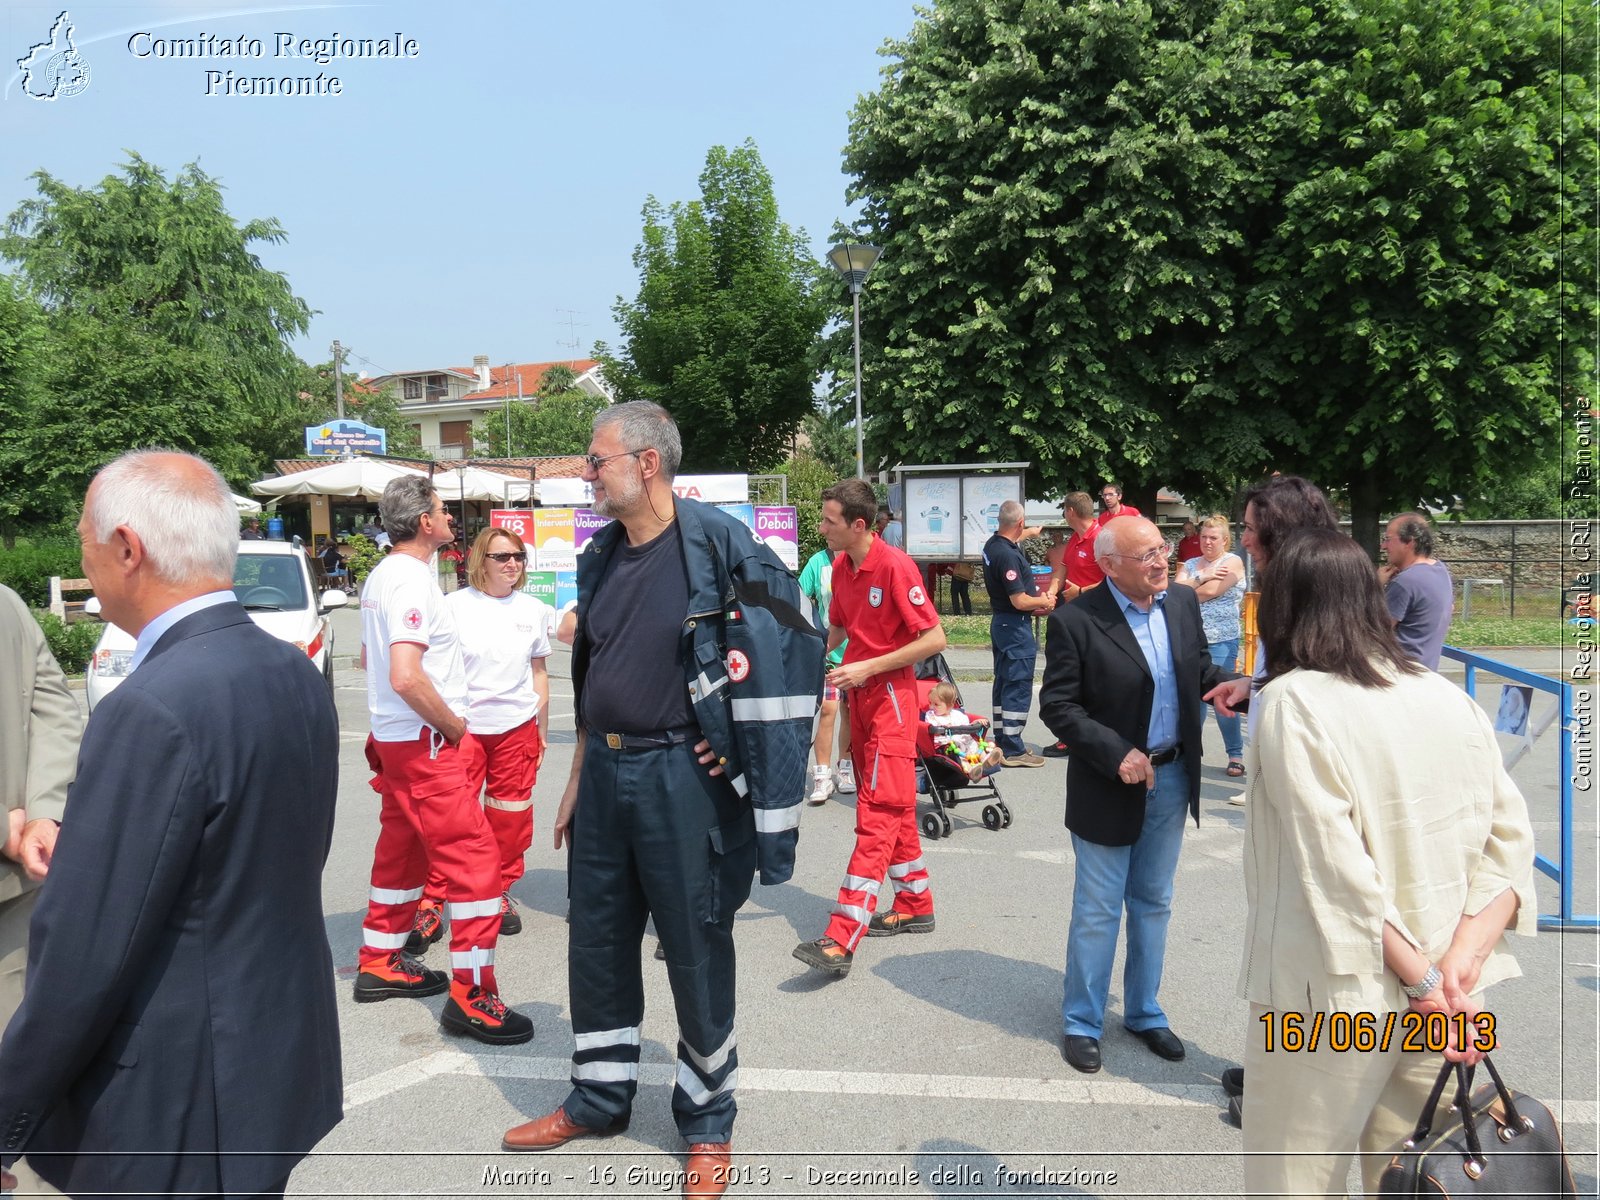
top-left (427, 374), bottom-right (448, 398)
top-left (440, 420), bottom-right (472, 447)
top-left (403, 378), bottom-right (422, 400)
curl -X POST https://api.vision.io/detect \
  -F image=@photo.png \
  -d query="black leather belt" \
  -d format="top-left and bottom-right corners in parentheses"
top-left (590, 725), bottom-right (700, 751)
top-left (1147, 744), bottom-right (1183, 766)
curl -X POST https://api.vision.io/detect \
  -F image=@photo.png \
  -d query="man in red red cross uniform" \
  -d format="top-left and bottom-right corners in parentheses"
top-left (793, 479), bottom-right (947, 977)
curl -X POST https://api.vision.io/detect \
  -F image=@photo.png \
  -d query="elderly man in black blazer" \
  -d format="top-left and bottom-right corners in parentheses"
top-left (1039, 516), bottom-right (1238, 1074)
top-left (0, 450), bottom-right (342, 1198)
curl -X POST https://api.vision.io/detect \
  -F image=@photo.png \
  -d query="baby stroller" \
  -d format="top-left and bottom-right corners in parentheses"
top-left (912, 654), bottom-right (1012, 840)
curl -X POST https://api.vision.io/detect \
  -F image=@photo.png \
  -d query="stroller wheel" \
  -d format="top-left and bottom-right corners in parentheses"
top-left (920, 811), bottom-right (943, 841)
top-left (982, 804), bottom-right (1003, 831)
top-left (937, 810), bottom-right (953, 839)
top-left (998, 801), bottom-right (1013, 828)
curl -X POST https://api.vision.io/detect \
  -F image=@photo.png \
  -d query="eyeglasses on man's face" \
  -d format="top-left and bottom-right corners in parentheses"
top-left (583, 449), bottom-right (644, 472)
top-left (1109, 547), bottom-right (1167, 566)
top-left (486, 551), bottom-right (527, 563)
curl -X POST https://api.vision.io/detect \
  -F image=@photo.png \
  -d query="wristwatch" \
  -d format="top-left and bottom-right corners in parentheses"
top-left (1402, 964), bottom-right (1442, 1000)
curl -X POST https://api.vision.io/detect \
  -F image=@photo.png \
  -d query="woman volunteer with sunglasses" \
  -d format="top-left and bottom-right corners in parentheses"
top-left (410, 527), bottom-right (553, 949)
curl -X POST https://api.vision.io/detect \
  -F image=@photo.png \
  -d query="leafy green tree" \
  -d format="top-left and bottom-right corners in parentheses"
top-left (0, 276), bottom-right (45, 545)
top-left (0, 154), bottom-right (312, 509)
top-left (473, 387), bottom-right (607, 458)
top-left (598, 141), bottom-right (830, 472)
top-left (1239, 0), bottom-right (1594, 553)
top-left (800, 397), bottom-right (859, 480)
top-left (841, 0), bottom-right (1593, 553)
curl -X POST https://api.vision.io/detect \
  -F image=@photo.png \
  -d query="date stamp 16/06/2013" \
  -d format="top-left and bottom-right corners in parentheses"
top-left (1258, 1009), bottom-right (1497, 1054)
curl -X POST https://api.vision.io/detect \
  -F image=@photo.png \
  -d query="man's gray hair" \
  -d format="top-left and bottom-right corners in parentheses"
top-left (380, 476), bottom-right (437, 542)
top-left (1094, 523), bottom-right (1121, 560)
top-left (90, 450), bottom-right (237, 583)
top-left (998, 499), bottom-right (1025, 530)
top-left (593, 400), bottom-right (681, 479)
top-left (1393, 513), bottom-right (1435, 558)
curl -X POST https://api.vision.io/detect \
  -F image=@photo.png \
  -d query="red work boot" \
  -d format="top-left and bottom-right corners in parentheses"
top-left (353, 951), bottom-right (448, 1002)
top-left (440, 980), bottom-right (534, 1045)
top-left (403, 899), bottom-right (445, 955)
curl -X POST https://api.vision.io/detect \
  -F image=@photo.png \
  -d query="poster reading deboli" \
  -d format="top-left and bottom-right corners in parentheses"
top-left (905, 477), bottom-right (960, 558)
top-left (960, 475), bottom-right (1023, 558)
top-left (754, 506), bottom-right (799, 571)
top-left (532, 508), bottom-right (577, 571)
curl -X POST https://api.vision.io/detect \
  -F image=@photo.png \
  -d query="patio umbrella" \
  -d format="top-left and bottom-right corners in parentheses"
top-left (427, 465), bottom-right (533, 503)
top-left (231, 493), bottom-right (263, 514)
top-left (250, 457), bottom-right (427, 500)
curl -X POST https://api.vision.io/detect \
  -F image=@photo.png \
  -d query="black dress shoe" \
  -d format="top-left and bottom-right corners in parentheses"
top-left (1062, 1035), bottom-right (1101, 1073)
top-left (1130, 1026), bottom-right (1186, 1061)
top-left (1221, 1066), bottom-right (1243, 1096)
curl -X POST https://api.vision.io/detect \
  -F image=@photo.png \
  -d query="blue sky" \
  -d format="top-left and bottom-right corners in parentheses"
top-left (1, 1), bottom-right (920, 377)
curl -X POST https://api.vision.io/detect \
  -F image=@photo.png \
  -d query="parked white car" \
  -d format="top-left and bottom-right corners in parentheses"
top-left (85, 541), bottom-right (347, 712)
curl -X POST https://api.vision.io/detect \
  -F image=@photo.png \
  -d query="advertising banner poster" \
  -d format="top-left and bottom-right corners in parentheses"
top-left (555, 570), bottom-right (579, 614)
top-left (673, 474), bottom-right (748, 503)
top-left (719, 503), bottom-right (756, 531)
top-left (961, 475), bottom-right (1023, 558)
top-left (489, 509), bottom-right (535, 541)
top-left (533, 509), bottom-right (577, 571)
top-left (754, 506), bottom-right (799, 571)
top-left (304, 419), bottom-right (387, 457)
top-left (523, 571), bottom-right (558, 610)
top-left (573, 508), bottom-right (611, 553)
top-left (904, 477), bottom-right (960, 558)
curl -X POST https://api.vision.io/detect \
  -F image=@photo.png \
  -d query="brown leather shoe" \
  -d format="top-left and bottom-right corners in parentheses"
top-left (684, 1143), bottom-right (732, 1200)
top-left (501, 1105), bottom-right (627, 1152)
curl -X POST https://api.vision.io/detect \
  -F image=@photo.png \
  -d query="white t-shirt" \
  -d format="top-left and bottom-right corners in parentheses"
top-left (445, 587), bottom-right (553, 734)
top-left (926, 706), bottom-right (986, 760)
top-left (361, 552), bottom-right (468, 742)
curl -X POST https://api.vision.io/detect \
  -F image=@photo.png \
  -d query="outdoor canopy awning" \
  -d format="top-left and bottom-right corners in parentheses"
top-left (427, 465), bottom-right (533, 503)
top-left (250, 458), bottom-right (427, 500)
top-left (231, 492), bottom-right (262, 514)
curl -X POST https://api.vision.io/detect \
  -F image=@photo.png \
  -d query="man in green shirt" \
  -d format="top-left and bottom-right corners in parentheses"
top-left (798, 547), bottom-right (855, 803)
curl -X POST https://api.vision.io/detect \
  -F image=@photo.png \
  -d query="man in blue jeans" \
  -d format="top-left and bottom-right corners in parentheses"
top-left (1038, 517), bottom-right (1238, 1073)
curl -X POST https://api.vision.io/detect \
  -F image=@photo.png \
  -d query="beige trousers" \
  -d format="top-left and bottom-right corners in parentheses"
top-left (1242, 1002), bottom-right (1445, 1198)
top-left (1, 889), bottom-right (61, 1198)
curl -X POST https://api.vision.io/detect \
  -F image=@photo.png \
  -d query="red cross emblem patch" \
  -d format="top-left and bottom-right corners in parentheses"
top-left (402, 607), bottom-right (422, 631)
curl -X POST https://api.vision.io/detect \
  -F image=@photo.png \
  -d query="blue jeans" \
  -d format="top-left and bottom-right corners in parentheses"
top-left (1062, 762), bottom-right (1189, 1038)
top-left (1207, 639), bottom-right (1244, 760)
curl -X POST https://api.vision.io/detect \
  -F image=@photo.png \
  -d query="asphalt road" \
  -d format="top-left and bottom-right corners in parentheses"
top-left (290, 607), bottom-right (1597, 1198)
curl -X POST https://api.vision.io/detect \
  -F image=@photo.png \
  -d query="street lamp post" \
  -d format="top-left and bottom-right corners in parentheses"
top-left (827, 242), bottom-right (882, 480)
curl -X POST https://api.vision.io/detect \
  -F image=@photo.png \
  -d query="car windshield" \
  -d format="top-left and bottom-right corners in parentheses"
top-left (233, 553), bottom-right (308, 610)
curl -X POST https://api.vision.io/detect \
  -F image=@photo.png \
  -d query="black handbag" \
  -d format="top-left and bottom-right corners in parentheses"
top-left (1378, 1055), bottom-right (1577, 1198)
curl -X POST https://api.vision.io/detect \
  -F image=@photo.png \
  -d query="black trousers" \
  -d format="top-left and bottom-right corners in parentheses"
top-left (562, 737), bottom-right (756, 1143)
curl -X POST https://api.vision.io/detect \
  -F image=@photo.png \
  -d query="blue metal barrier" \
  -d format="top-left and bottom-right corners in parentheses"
top-left (1442, 646), bottom-right (1595, 932)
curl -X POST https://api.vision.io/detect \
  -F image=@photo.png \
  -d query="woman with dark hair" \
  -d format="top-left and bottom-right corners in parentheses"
top-left (1239, 528), bottom-right (1536, 1199)
top-left (1204, 474), bottom-right (1342, 723)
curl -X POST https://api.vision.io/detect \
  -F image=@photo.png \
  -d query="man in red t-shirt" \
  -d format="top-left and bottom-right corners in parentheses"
top-left (1042, 492), bottom-right (1108, 758)
top-left (1099, 481), bottom-right (1142, 523)
top-left (794, 479), bottom-right (947, 977)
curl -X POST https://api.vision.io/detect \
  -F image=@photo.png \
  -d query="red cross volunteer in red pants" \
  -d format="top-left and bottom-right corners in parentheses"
top-left (353, 477), bottom-right (533, 1044)
top-left (794, 479), bottom-right (947, 977)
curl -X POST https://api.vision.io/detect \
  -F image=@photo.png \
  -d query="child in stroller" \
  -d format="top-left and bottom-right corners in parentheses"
top-left (924, 682), bottom-right (1003, 782)
top-left (912, 656), bottom-right (1012, 839)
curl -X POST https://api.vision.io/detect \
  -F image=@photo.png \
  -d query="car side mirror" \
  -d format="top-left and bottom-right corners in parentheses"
top-left (319, 591), bottom-right (349, 612)
top-left (83, 596), bottom-right (102, 617)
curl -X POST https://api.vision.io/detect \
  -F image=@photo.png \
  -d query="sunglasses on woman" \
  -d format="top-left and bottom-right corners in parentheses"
top-left (485, 551), bottom-right (527, 563)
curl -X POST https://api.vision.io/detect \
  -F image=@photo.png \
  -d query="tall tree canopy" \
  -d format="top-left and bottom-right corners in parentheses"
top-left (1, 154), bottom-right (312, 518)
top-left (598, 141), bottom-right (829, 472)
top-left (843, 0), bottom-right (1593, 548)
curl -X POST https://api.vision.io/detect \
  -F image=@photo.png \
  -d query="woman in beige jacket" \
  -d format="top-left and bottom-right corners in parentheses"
top-left (1239, 529), bottom-right (1536, 1198)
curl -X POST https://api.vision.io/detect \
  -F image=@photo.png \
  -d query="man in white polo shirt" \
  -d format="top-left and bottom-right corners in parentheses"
top-left (354, 476), bottom-right (532, 1045)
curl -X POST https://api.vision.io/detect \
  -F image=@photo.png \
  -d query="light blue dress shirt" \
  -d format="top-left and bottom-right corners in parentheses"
top-left (1104, 579), bottom-right (1179, 753)
top-left (130, 589), bottom-right (237, 673)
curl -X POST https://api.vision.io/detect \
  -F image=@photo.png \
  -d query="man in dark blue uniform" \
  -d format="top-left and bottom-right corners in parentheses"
top-left (500, 402), bottom-right (820, 1200)
top-left (981, 499), bottom-right (1054, 767)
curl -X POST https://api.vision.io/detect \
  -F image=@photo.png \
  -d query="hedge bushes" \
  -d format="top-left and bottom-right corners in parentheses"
top-left (32, 609), bottom-right (101, 675)
top-left (0, 540), bottom-right (84, 608)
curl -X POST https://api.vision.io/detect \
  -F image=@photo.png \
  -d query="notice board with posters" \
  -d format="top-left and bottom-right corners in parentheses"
top-left (900, 465), bottom-right (1028, 560)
